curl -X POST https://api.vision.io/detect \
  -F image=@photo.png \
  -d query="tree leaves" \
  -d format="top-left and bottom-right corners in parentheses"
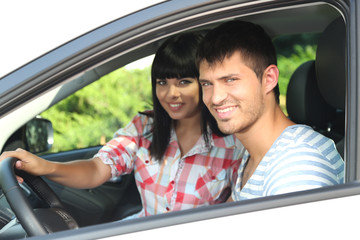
top-left (41, 67), bottom-right (152, 153)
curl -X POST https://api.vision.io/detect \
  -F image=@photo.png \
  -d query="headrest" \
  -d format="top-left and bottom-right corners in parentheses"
top-left (286, 60), bottom-right (336, 127)
top-left (315, 17), bottom-right (346, 110)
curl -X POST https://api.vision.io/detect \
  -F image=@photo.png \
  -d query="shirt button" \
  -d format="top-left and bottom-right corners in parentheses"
top-left (170, 180), bottom-right (175, 185)
top-left (145, 160), bottom-right (149, 164)
top-left (211, 176), bottom-right (216, 180)
top-left (166, 207), bottom-right (170, 211)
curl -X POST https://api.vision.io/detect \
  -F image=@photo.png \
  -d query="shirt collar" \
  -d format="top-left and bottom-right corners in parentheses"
top-left (169, 127), bottom-right (239, 157)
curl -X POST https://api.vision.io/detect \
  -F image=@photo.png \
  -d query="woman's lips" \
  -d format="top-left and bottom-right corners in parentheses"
top-left (168, 103), bottom-right (184, 111)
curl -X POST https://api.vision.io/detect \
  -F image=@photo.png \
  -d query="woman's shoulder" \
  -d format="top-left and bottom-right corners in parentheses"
top-left (138, 109), bottom-right (154, 116)
top-left (114, 110), bottom-right (154, 137)
top-left (133, 110), bottom-right (154, 123)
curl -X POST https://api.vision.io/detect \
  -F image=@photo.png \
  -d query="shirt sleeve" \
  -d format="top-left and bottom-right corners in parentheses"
top-left (263, 142), bottom-right (344, 196)
top-left (94, 113), bottom-right (152, 179)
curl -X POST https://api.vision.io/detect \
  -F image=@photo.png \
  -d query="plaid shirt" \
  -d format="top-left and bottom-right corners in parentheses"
top-left (95, 112), bottom-right (243, 217)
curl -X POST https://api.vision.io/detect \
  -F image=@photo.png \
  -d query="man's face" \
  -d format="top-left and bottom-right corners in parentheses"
top-left (199, 52), bottom-right (265, 135)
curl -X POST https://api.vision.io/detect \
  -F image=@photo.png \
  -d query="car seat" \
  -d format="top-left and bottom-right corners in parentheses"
top-left (286, 17), bottom-right (346, 158)
top-left (315, 17), bottom-right (346, 158)
top-left (286, 60), bottom-right (337, 132)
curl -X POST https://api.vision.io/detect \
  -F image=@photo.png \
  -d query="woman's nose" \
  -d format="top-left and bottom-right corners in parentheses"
top-left (167, 84), bottom-right (180, 98)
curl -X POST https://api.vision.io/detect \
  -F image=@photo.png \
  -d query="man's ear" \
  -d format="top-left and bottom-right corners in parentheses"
top-left (262, 64), bottom-right (279, 94)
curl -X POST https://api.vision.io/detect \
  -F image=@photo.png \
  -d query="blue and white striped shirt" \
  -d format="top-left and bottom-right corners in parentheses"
top-left (232, 125), bottom-right (344, 200)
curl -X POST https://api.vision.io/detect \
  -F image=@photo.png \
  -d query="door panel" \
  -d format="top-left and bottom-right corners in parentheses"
top-left (42, 147), bottom-right (142, 227)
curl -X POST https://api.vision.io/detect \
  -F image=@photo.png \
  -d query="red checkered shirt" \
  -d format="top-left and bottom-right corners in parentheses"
top-left (95, 112), bottom-right (243, 218)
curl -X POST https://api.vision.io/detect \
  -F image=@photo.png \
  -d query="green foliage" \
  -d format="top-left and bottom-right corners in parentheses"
top-left (273, 33), bottom-right (319, 58)
top-left (41, 67), bottom-right (152, 153)
top-left (277, 44), bottom-right (317, 96)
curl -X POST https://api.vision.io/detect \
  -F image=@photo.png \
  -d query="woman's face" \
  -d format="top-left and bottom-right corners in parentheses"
top-left (156, 77), bottom-right (201, 120)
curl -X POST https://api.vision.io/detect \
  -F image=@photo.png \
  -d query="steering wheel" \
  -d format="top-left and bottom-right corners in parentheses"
top-left (0, 157), bottom-right (78, 237)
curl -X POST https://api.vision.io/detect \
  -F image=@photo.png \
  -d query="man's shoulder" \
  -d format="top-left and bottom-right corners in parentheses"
top-left (279, 124), bottom-right (331, 146)
top-left (269, 124), bottom-right (339, 160)
top-left (269, 124), bottom-right (343, 166)
top-left (262, 125), bottom-right (344, 195)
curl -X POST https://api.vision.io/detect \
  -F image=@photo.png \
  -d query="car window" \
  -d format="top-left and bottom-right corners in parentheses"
top-left (38, 33), bottom-right (319, 155)
top-left (40, 62), bottom-right (152, 153)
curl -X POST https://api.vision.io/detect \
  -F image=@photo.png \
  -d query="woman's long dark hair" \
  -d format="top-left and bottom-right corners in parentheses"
top-left (142, 32), bottom-right (225, 161)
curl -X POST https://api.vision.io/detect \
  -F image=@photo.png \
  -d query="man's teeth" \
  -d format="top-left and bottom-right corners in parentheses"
top-left (217, 107), bottom-right (235, 113)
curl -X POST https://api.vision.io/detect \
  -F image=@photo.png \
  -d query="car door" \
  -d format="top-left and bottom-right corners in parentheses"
top-left (1, 0), bottom-right (359, 239)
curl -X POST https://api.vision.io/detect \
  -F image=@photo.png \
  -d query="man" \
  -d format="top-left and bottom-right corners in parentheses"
top-left (196, 20), bottom-right (344, 201)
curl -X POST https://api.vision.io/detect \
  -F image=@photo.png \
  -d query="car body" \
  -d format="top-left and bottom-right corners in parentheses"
top-left (0, 0), bottom-right (358, 239)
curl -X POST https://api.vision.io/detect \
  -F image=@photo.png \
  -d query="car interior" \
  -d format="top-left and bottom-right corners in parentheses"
top-left (286, 17), bottom-right (345, 158)
top-left (0, 1), bottom-right (347, 238)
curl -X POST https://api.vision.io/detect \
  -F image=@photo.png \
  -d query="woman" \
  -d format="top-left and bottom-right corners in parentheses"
top-left (0, 32), bottom-right (243, 218)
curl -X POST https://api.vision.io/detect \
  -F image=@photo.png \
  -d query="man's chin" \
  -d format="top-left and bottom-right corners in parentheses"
top-left (216, 117), bottom-right (230, 123)
top-left (216, 121), bottom-right (236, 134)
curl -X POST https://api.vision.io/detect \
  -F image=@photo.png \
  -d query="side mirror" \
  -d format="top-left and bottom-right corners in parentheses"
top-left (25, 118), bottom-right (54, 154)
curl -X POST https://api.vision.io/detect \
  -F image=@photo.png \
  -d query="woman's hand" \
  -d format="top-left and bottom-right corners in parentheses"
top-left (0, 148), bottom-right (53, 183)
top-left (0, 148), bottom-right (111, 188)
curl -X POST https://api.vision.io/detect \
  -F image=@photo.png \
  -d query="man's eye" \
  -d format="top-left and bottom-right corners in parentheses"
top-left (226, 78), bottom-right (235, 82)
top-left (200, 81), bottom-right (211, 87)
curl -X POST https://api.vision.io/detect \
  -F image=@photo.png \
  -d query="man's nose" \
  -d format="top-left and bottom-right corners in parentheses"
top-left (211, 84), bottom-right (227, 105)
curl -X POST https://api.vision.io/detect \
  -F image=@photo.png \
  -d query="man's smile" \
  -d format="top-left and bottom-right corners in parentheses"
top-left (213, 105), bottom-right (238, 119)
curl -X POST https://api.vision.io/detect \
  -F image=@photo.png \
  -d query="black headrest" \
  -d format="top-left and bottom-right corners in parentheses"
top-left (316, 17), bottom-right (346, 110)
top-left (286, 60), bottom-right (336, 127)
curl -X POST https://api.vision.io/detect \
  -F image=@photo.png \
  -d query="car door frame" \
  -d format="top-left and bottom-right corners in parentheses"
top-left (1, 0), bottom-right (359, 239)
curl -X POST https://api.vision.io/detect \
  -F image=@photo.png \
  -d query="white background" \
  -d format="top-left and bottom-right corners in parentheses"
top-left (0, 0), bottom-right (162, 78)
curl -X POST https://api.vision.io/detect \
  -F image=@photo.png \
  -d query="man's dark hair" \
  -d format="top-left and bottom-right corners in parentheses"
top-left (196, 20), bottom-right (280, 103)
top-left (143, 32), bottom-right (225, 161)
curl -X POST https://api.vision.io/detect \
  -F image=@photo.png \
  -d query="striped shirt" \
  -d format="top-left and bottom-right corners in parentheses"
top-left (232, 125), bottom-right (344, 201)
top-left (95, 111), bottom-right (244, 217)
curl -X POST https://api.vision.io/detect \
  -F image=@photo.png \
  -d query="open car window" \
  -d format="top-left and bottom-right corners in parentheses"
top-left (39, 61), bottom-right (153, 154)
top-left (36, 33), bottom-right (321, 155)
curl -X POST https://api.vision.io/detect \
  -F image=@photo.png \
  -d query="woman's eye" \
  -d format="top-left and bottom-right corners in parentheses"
top-left (179, 80), bottom-right (191, 85)
top-left (156, 80), bottom-right (167, 85)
